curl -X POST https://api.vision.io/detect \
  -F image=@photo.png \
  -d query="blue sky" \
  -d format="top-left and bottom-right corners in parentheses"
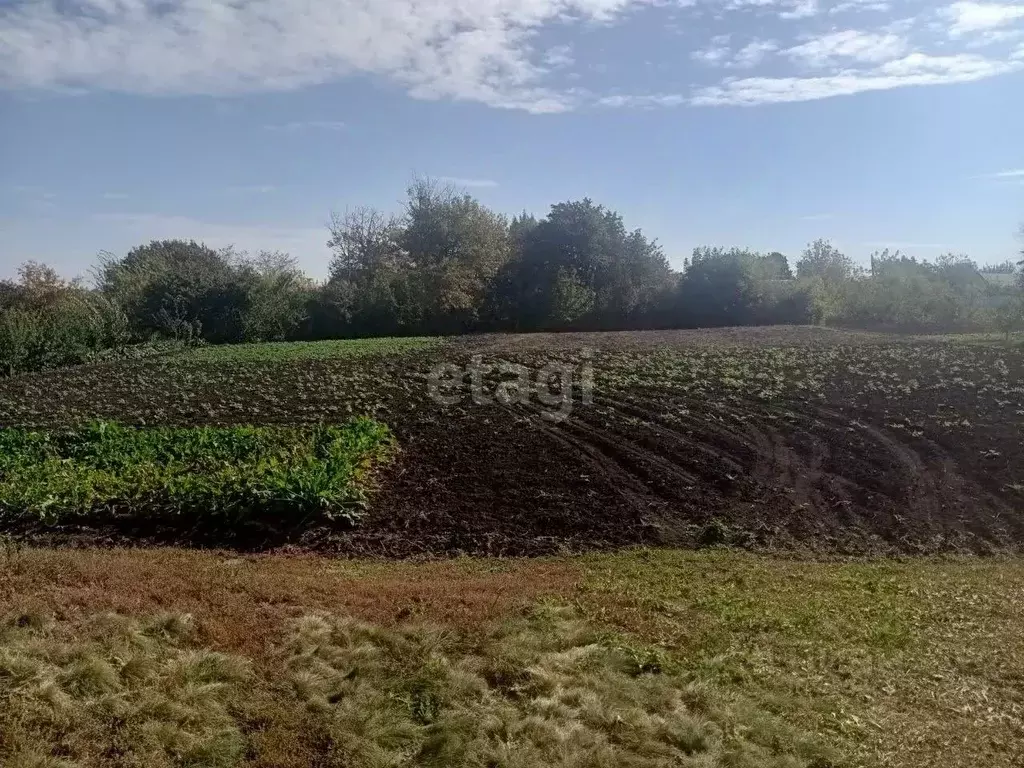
top-left (1, 0), bottom-right (1023, 279)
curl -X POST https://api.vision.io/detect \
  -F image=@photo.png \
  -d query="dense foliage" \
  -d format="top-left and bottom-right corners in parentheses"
top-left (2, 178), bottom-right (1022, 375)
top-left (0, 418), bottom-right (394, 527)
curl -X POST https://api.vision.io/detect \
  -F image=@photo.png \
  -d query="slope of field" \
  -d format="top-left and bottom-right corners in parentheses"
top-left (0, 327), bottom-right (1022, 555)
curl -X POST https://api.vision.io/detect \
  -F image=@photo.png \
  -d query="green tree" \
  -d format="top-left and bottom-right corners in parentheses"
top-left (762, 252), bottom-right (793, 280)
top-left (236, 251), bottom-right (313, 342)
top-left (400, 178), bottom-right (512, 332)
top-left (797, 239), bottom-right (858, 282)
top-left (97, 240), bottom-right (241, 341)
top-left (498, 198), bottom-right (670, 330)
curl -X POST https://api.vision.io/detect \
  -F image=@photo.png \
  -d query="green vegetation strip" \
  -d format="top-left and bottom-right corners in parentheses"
top-left (0, 419), bottom-right (394, 525)
top-left (181, 336), bottom-right (442, 363)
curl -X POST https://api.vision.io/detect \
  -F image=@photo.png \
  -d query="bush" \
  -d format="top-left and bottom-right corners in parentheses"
top-left (0, 292), bottom-right (131, 376)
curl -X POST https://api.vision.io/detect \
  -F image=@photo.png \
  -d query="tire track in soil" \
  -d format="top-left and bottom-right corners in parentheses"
top-left (504, 390), bottom-right (1023, 554)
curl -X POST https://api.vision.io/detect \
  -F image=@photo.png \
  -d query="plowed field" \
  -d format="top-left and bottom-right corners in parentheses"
top-left (2, 327), bottom-right (1022, 555)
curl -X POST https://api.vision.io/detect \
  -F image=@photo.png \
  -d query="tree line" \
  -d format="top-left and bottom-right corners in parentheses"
top-left (2, 178), bottom-right (1023, 375)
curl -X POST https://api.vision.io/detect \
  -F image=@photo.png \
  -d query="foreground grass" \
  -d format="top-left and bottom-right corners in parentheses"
top-left (0, 613), bottom-right (250, 767)
top-left (578, 551), bottom-right (1024, 768)
top-left (1, 549), bottom-right (1022, 767)
top-left (0, 419), bottom-right (394, 526)
top-left (182, 336), bottom-right (442, 363)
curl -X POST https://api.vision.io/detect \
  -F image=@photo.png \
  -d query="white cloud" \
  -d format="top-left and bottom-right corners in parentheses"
top-left (691, 44), bottom-right (732, 65)
top-left (730, 39), bottom-right (780, 68)
top-left (941, 2), bottom-right (1024, 36)
top-left (980, 168), bottom-right (1024, 177)
top-left (596, 93), bottom-right (688, 107)
top-left (963, 26), bottom-right (1024, 47)
top-left (436, 177), bottom-right (500, 188)
top-left (801, 212), bottom-right (837, 220)
top-left (721, 0), bottom-right (818, 17)
top-left (786, 30), bottom-right (909, 66)
top-left (692, 52), bottom-right (1023, 105)
top-left (830, 0), bottom-right (891, 12)
top-left (780, 0), bottom-right (819, 20)
top-left (0, 0), bottom-right (656, 113)
top-left (543, 45), bottom-right (575, 68)
top-left (0, 0), bottom-right (1020, 114)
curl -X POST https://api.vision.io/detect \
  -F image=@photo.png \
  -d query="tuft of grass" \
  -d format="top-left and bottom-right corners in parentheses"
top-left (0, 419), bottom-right (395, 526)
top-left (280, 604), bottom-right (842, 768)
top-left (0, 612), bottom-right (250, 768)
top-left (181, 337), bottom-right (442, 363)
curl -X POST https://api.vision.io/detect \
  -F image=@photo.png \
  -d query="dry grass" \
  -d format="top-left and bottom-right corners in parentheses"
top-left (0, 547), bottom-right (579, 661)
top-left (278, 603), bottom-right (839, 767)
top-left (0, 612), bottom-right (250, 767)
top-left (2, 546), bottom-right (1023, 766)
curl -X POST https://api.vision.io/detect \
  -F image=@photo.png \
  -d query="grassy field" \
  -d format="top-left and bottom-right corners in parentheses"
top-left (1, 547), bottom-right (1022, 767)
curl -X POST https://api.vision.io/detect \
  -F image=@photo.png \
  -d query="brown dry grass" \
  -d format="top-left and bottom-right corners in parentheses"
top-left (0, 548), bottom-right (580, 661)
top-left (0, 547), bottom-right (582, 767)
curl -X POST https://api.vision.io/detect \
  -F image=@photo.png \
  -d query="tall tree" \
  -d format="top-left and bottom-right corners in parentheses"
top-left (503, 198), bottom-right (670, 330)
top-left (797, 239), bottom-right (858, 282)
top-left (97, 240), bottom-right (241, 341)
top-left (400, 177), bottom-right (512, 332)
top-left (323, 207), bottom-right (417, 336)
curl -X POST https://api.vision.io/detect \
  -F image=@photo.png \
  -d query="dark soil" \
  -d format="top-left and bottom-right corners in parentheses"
top-left (3, 327), bottom-right (1023, 557)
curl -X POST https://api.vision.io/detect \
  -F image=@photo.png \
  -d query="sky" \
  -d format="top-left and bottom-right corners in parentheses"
top-left (1, 0), bottom-right (1023, 280)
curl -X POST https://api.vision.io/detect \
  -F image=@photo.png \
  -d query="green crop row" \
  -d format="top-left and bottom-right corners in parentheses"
top-left (0, 419), bottom-right (395, 527)
top-left (180, 336), bottom-right (442, 363)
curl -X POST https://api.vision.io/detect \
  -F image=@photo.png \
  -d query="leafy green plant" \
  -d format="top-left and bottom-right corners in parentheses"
top-left (0, 419), bottom-right (395, 527)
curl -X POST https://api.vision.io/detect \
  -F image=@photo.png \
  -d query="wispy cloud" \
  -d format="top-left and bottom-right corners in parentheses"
top-left (941, 1), bottom-right (1024, 36)
top-left (102, 192), bottom-right (128, 200)
top-left (785, 30), bottom-right (908, 67)
top-left (801, 212), bottom-right (836, 221)
top-left (730, 40), bottom-right (779, 69)
top-left (0, 0), bottom-right (1020, 113)
top-left (0, 0), bottom-right (651, 114)
top-left (691, 52), bottom-right (1023, 106)
top-left (830, 0), bottom-right (891, 13)
top-left (437, 177), bottom-right (499, 188)
top-left (780, 0), bottom-right (819, 20)
top-left (596, 93), bottom-right (687, 108)
top-left (979, 168), bottom-right (1024, 178)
